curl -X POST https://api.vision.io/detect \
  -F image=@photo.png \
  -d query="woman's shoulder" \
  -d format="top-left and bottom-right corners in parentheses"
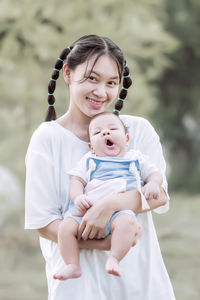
top-left (28, 121), bottom-right (69, 151)
top-left (120, 114), bottom-right (155, 133)
top-left (30, 121), bottom-right (58, 142)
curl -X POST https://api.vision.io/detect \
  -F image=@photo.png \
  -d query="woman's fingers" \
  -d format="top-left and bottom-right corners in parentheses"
top-left (78, 219), bottom-right (105, 240)
top-left (77, 198), bottom-right (112, 240)
top-left (88, 227), bottom-right (98, 239)
top-left (80, 223), bottom-right (92, 240)
top-left (78, 220), bottom-right (86, 240)
top-left (96, 229), bottom-right (105, 239)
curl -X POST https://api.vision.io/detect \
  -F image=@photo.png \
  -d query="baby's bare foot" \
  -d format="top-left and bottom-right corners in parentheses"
top-left (105, 255), bottom-right (120, 277)
top-left (53, 264), bottom-right (82, 280)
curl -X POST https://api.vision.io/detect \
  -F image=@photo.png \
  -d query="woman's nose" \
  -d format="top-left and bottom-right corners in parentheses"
top-left (93, 84), bottom-right (106, 98)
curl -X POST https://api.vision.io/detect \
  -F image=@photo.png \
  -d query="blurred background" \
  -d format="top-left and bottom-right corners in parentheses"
top-left (0, 0), bottom-right (200, 299)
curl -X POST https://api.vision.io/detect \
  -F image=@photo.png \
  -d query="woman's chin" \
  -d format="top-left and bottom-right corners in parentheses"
top-left (85, 108), bottom-right (104, 118)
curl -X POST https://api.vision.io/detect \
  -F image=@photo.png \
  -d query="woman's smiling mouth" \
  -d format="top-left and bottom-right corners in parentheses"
top-left (86, 97), bottom-right (106, 105)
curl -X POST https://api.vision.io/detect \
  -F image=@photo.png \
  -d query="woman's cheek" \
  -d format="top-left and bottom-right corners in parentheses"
top-left (112, 87), bottom-right (119, 100)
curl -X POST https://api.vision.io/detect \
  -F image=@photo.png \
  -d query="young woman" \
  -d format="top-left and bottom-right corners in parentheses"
top-left (25, 35), bottom-right (175, 300)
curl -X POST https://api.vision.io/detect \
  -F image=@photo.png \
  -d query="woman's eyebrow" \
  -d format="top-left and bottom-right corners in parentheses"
top-left (88, 70), bottom-right (119, 80)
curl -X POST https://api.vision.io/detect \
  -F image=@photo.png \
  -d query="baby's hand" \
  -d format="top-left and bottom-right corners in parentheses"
top-left (74, 194), bottom-right (92, 214)
top-left (142, 181), bottom-right (161, 200)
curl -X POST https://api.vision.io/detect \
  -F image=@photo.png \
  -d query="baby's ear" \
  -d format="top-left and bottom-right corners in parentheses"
top-left (126, 133), bottom-right (130, 146)
top-left (88, 143), bottom-right (94, 153)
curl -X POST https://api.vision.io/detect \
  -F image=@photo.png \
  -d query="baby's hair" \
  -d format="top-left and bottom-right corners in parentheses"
top-left (45, 35), bottom-right (132, 121)
top-left (89, 112), bottom-right (128, 136)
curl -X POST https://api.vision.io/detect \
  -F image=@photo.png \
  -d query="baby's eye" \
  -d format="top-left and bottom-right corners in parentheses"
top-left (94, 131), bottom-right (101, 135)
top-left (110, 128), bottom-right (118, 131)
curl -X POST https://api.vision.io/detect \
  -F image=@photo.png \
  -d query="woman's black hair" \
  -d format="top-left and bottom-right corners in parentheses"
top-left (45, 34), bottom-right (132, 121)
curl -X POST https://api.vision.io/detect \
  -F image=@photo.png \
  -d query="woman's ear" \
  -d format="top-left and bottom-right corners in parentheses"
top-left (63, 63), bottom-right (71, 84)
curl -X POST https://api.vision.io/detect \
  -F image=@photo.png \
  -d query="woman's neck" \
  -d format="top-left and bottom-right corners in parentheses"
top-left (57, 110), bottom-right (91, 142)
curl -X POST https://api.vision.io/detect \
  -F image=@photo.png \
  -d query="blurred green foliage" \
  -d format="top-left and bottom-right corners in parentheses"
top-left (0, 0), bottom-right (199, 192)
top-left (152, 0), bottom-right (200, 192)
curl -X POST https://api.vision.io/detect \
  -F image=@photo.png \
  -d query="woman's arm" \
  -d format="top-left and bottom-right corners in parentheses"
top-left (78, 188), bottom-right (168, 240)
top-left (37, 219), bottom-right (61, 243)
top-left (79, 236), bottom-right (111, 250)
top-left (37, 219), bottom-right (112, 250)
top-left (37, 221), bottom-right (138, 251)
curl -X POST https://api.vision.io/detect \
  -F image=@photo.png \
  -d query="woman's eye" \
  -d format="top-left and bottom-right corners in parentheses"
top-left (89, 76), bottom-right (97, 82)
top-left (108, 81), bottom-right (115, 86)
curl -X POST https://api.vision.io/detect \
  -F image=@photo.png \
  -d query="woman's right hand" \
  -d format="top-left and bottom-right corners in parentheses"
top-left (78, 197), bottom-right (114, 240)
top-left (77, 190), bottom-right (142, 241)
top-left (78, 227), bottom-right (140, 250)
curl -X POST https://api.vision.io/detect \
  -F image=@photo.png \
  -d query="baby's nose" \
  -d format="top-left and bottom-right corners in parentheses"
top-left (102, 130), bottom-right (110, 136)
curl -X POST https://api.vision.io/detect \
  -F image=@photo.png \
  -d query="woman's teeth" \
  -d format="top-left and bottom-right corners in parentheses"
top-left (87, 98), bottom-right (102, 104)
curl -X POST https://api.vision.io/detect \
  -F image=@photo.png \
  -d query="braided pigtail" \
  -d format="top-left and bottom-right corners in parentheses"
top-left (113, 65), bottom-right (132, 116)
top-left (45, 46), bottom-right (72, 121)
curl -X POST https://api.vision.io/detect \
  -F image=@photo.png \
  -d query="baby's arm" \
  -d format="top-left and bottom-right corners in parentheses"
top-left (70, 176), bottom-right (92, 214)
top-left (142, 172), bottom-right (163, 200)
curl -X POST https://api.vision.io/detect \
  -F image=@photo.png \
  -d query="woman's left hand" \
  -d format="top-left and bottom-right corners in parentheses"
top-left (78, 198), bottom-right (114, 240)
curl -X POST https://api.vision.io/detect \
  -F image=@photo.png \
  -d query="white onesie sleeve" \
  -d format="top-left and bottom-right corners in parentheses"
top-left (68, 151), bottom-right (91, 183)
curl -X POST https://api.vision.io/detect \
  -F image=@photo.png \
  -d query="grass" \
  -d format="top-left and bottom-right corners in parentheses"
top-left (153, 194), bottom-right (200, 300)
top-left (0, 193), bottom-right (200, 299)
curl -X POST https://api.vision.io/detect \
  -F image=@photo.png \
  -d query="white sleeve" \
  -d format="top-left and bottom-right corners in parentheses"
top-left (68, 152), bottom-right (89, 183)
top-left (129, 117), bottom-right (170, 214)
top-left (137, 152), bottom-right (159, 181)
top-left (25, 127), bottom-right (62, 229)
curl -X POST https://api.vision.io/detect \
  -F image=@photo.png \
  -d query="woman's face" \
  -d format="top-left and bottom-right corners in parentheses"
top-left (63, 54), bottom-right (120, 118)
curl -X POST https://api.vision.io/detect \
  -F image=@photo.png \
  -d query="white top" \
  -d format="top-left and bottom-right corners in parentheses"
top-left (25, 115), bottom-right (175, 300)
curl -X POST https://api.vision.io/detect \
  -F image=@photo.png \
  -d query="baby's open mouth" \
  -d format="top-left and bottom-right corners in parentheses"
top-left (106, 139), bottom-right (114, 146)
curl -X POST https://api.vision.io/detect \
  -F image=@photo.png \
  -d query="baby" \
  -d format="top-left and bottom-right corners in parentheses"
top-left (54, 112), bottom-right (162, 280)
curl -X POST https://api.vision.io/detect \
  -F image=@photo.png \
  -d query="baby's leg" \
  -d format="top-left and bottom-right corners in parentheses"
top-left (53, 218), bottom-right (82, 280)
top-left (106, 214), bottom-right (140, 277)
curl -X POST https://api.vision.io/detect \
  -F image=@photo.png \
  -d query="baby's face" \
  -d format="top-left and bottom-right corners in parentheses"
top-left (88, 114), bottom-right (129, 157)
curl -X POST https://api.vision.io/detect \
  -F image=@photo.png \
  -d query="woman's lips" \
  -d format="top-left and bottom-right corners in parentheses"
top-left (86, 97), bottom-right (106, 105)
